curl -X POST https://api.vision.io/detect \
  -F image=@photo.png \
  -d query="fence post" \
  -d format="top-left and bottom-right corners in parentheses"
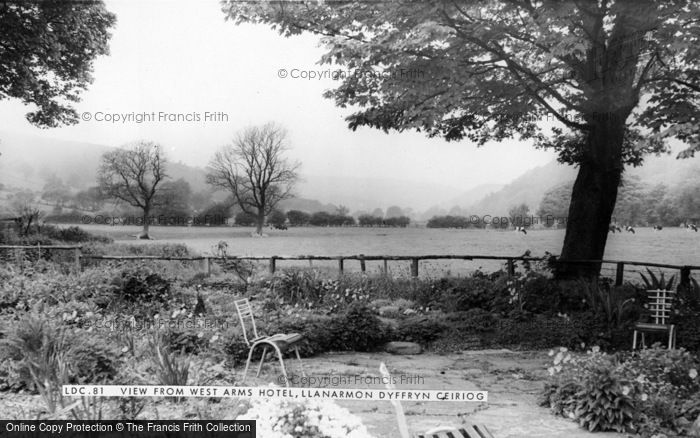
top-left (269, 256), bottom-right (277, 275)
top-left (411, 258), bottom-right (419, 277)
top-left (506, 258), bottom-right (515, 276)
top-left (359, 254), bottom-right (366, 273)
top-left (680, 266), bottom-right (691, 289)
top-left (74, 248), bottom-right (81, 272)
top-left (202, 257), bottom-right (211, 277)
top-left (383, 259), bottom-right (388, 276)
top-left (338, 258), bottom-right (344, 275)
top-left (615, 262), bottom-right (625, 286)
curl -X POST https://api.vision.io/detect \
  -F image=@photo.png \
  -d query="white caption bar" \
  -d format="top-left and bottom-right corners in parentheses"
top-left (63, 385), bottom-right (487, 402)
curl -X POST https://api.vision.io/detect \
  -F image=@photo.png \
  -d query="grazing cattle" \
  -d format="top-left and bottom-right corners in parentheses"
top-left (515, 226), bottom-right (527, 235)
top-left (691, 224), bottom-right (698, 232)
top-left (653, 225), bottom-right (663, 231)
top-left (609, 225), bottom-right (622, 233)
top-left (215, 240), bottom-right (228, 257)
top-left (625, 226), bottom-right (635, 234)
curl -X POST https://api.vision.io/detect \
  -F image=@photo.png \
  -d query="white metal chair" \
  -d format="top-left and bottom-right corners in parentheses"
top-left (632, 289), bottom-right (677, 349)
top-left (234, 298), bottom-right (305, 386)
top-left (380, 363), bottom-right (495, 438)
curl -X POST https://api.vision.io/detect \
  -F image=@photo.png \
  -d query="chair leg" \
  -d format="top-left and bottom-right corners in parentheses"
top-left (242, 345), bottom-right (257, 384)
top-left (669, 326), bottom-right (676, 350)
top-left (633, 330), bottom-right (638, 350)
top-left (256, 346), bottom-right (268, 377)
top-left (270, 344), bottom-right (289, 387)
top-left (641, 332), bottom-right (646, 349)
top-left (294, 346), bottom-right (306, 377)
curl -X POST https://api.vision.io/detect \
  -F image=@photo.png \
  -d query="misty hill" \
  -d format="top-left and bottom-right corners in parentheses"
top-left (294, 175), bottom-right (464, 213)
top-left (278, 197), bottom-right (338, 213)
top-left (0, 131), bottom-right (435, 214)
top-left (468, 161), bottom-right (577, 215)
top-left (448, 183), bottom-right (504, 207)
top-left (0, 130), bottom-right (211, 193)
top-left (466, 151), bottom-right (700, 217)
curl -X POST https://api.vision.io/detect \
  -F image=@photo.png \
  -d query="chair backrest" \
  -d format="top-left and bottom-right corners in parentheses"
top-left (380, 362), bottom-right (410, 438)
top-left (646, 289), bottom-right (675, 325)
top-left (234, 298), bottom-right (258, 346)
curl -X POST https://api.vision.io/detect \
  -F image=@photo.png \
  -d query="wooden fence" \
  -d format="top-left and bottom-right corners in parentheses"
top-left (1, 245), bottom-right (698, 287)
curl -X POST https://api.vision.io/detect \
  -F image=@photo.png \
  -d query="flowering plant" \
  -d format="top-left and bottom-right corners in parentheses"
top-left (541, 345), bottom-right (700, 436)
top-left (240, 394), bottom-right (375, 438)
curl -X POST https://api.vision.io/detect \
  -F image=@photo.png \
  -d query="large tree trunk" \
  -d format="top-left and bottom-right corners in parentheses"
top-left (255, 210), bottom-right (265, 236)
top-left (139, 207), bottom-right (151, 239)
top-left (556, 116), bottom-right (626, 280)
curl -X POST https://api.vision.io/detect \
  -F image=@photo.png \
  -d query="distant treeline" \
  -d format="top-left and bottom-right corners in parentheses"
top-left (426, 215), bottom-right (514, 229)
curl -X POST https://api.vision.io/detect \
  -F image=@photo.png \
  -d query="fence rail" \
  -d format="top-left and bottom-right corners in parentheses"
top-left (1, 245), bottom-right (698, 287)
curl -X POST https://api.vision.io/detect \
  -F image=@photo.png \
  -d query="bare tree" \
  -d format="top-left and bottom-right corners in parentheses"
top-left (207, 123), bottom-right (300, 235)
top-left (10, 191), bottom-right (42, 236)
top-left (97, 141), bottom-right (168, 239)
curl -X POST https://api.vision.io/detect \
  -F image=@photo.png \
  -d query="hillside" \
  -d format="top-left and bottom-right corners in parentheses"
top-left (468, 161), bottom-right (577, 215)
top-left (466, 151), bottom-right (700, 217)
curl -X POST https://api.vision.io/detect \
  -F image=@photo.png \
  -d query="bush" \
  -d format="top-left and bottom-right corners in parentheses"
top-left (396, 316), bottom-right (447, 344)
top-left (332, 303), bottom-right (392, 351)
top-left (269, 304), bottom-right (391, 355)
top-left (82, 242), bottom-right (192, 257)
top-left (116, 266), bottom-right (171, 305)
top-left (0, 316), bottom-right (118, 396)
top-left (541, 346), bottom-right (700, 436)
top-left (40, 224), bottom-right (113, 244)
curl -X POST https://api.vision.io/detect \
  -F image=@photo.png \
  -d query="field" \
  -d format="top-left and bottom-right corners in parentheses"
top-left (77, 224), bottom-right (700, 280)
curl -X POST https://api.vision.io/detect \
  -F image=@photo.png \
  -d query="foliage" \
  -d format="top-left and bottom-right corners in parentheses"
top-left (0, 315), bottom-right (117, 409)
top-left (206, 122), bottom-right (300, 234)
top-left (149, 331), bottom-right (190, 396)
top-left (331, 303), bottom-right (392, 352)
top-left (98, 141), bottom-right (168, 239)
top-left (358, 214), bottom-right (410, 227)
top-left (223, 0), bottom-right (700, 277)
top-left (0, 0), bottom-right (116, 126)
top-left (234, 211), bottom-right (257, 226)
top-left (395, 316), bottom-right (447, 345)
top-left (308, 211), bottom-right (356, 226)
top-left (81, 242), bottom-right (192, 257)
top-left (286, 210), bottom-right (311, 226)
top-left (267, 209), bottom-right (287, 228)
top-left (426, 215), bottom-right (475, 229)
top-left (541, 346), bottom-right (700, 436)
top-left (115, 266), bottom-right (172, 306)
top-left (269, 304), bottom-right (391, 355)
top-left (640, 268), bottom-right (676, 290)
top-left (40, 225), bottom-right (113, 244)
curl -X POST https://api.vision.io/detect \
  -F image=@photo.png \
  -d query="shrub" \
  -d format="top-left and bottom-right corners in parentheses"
top-left (541, 346), bottom-right (700, 436)
top-left (269, 304), bottom-right (391, 354)
top-left (68, 332), bottom-right (119, 384)
top-left (493, 314), bottom-right (597, 350)
top-left (149, 331), bottom-right (189, 398)
top-left (332, 303), bottom-right (392, 352)
top-left (447, 308), bottom-right (499, 333)
top-left (0, 316), bottom-right (118, 411)
top-left (395, 316), bottom-right (447, 344)
top-left (82, 242), bottom-right (192, 257)
top-left (40, 224), bottom-right (113, 244)
top-left (116, 266), bottom-right (171, 305)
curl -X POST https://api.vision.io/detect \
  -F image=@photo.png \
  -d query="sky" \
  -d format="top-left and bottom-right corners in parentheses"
top-left (0, 0), bottom-right (557, 199)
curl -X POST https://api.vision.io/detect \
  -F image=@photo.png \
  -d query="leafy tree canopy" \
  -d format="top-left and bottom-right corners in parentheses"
top-left (1, 0), bottom-right (116, 127)
top-left (223, 0), bottom-right (700, 162)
